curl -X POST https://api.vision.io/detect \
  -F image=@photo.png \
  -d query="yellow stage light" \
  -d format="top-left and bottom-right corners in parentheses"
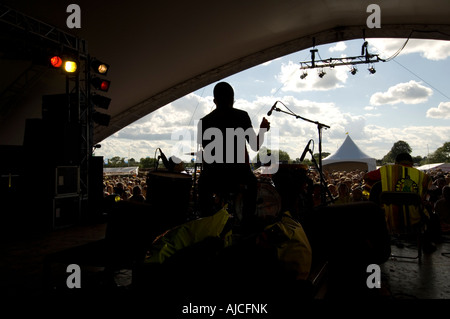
top-left (64, 60), bottom-right (78, 73)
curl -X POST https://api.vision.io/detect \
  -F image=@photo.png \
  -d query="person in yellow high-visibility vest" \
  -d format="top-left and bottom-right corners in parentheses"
top-left (364, 153), bottom-right (432, 234)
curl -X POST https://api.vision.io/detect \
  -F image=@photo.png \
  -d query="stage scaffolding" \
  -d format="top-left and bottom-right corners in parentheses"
top-left (0, 4), bottom-right (95, 215)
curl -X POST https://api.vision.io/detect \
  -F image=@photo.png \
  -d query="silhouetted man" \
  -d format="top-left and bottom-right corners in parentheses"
top-left (197, 82), bottom-right (270, 230)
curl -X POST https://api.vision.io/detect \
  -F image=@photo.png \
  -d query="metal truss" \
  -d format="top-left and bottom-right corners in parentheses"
top-left (300, 54), bottom-right (385, 70)
top-left (299, 41), bottom-right (386, 70)
top-left (0, 4), bottom-right (87, 56)
top-left (1, 4), bottom-right (92, 201)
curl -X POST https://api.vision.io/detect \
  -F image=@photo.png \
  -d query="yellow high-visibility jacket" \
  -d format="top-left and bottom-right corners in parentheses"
top-left (380, 164), bottom-right (431, 233)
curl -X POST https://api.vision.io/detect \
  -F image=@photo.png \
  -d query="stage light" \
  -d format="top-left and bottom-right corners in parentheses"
top-left (91, 77), bottom-right (111, 92)
top-left (318, 70), bottom-right (326, 78)
top-left (92, 111), bottom-right (111, 126)
top-left (50, 56), bottom-right (63, 68)
top-left (64, 60), bottom-right (78, 73)
top-left (300, 72), bottom-right (308, 79)
top-left (350, 66), bottom-right (358, 75)
top-left (91, 59), bottom-right (110, 75)
top-left (368, 66), bottom-right (376, 74)
top-left (91, 94), bottom-right (111, 110)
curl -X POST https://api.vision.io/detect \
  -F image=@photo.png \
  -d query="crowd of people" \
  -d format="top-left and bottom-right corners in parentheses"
top-left (103, 175), bottom-right (148, 202)
top-left (304, 166), bottom-right (450, 212)
top-left (102, 165), bottom-right (450, 224)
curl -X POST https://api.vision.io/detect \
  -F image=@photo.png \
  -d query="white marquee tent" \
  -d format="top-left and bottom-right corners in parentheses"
top-left (322, 135), bottom-right (376, 172)
top-left (416, 163), bottom-right (450, 172)
top-left (103, 166), bottom-right (139, 176)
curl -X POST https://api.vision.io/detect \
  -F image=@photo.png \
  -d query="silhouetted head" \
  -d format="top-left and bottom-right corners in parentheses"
top-left (395, 153), bottom-right (413, 167)
top-left (213, 82), bottom-right (234, 108)
top-left (443, 185), bottom-right (450, 201)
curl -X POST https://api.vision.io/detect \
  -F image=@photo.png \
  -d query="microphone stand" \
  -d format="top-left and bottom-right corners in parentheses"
top-left (272, 103), bottom-right (333, 205)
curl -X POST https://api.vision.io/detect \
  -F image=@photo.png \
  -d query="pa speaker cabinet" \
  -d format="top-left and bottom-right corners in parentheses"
top-left (55, 166), bottom-right (80, 195)
top-left (53, 194), bottom-right (80, 229)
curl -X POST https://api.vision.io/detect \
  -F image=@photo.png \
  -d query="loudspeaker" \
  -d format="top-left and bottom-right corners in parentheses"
top-left (42, 94), bottom-right (79, 124)
top-left (53, 195), bottom-right (80, 229)
top-left (87, 156), bottom-right (104, 220)
top-left (23, 118), bottom-right (81, 166)
top-left (55, 166), bottom-right (80, 195)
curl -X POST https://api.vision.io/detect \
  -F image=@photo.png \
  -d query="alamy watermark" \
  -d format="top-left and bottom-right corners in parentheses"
top-left (66, 264), bottom-right (81, 288)
top-left (170, 120), bottom-right (280, 174)
top-left (66, 4), bottom-right (81, 29)
top-left (366, 264), bottom-right (381, 289)
top-left (367, 4), bottom-right (381, 29)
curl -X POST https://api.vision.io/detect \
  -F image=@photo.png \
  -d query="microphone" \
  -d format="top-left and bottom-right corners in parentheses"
top-left (267, 101), bottom-right (278, 116)
top-left (300, 139), bottom-right (312, 162)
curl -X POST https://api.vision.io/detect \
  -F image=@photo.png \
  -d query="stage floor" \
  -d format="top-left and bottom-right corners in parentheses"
top-left (2, 220), bottom-right (450, 301)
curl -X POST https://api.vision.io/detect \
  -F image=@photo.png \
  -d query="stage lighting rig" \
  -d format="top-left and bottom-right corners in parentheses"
top-left (299, 41), bottom-right (385, 76)
top-left (89, 57), bottom-right (111, 126)
top-left (91, 59), bottom-right (110, 75)
top-left (91, 93), bottom-right (111, 110)
top-left (49, 55), bottom-right (79, 73)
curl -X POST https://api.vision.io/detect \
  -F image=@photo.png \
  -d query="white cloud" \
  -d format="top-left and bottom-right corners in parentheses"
top-left (329, 41), bottom-right (347, 52)
top-left (276, 60), bottom-right (348, 92)
top-left (369, 38), bottom-right (450, 61)
top-left (369, 80), bottom-right (433, 106)
top-left (426, 102), bottom-right (450, 119)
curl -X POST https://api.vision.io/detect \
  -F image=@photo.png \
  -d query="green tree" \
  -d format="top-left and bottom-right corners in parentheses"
top-left (427, 142), bottom-right (450, 163)
top-left (382, 140), bottom-right (412, 164)
top-left (254, 147), bottom-right (291, 164)
top-left (139, 157), bottom-right (157, 169)
top-left (108, 156), bottom-right (126, 167)
top-left (128, 158), bottom-right (137, 166)
top-left (293, 152), bottom-right (330, 166)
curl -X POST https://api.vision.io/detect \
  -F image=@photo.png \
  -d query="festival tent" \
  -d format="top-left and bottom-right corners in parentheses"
top-left (416, 163), bottom-right (450, 172)
top-left (322, 135), bottom-right (376, 172)
top-left (103, 166), bottom-right (139, 176)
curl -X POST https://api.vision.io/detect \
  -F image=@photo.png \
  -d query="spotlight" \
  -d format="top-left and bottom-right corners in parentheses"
top-left (300, 72), bottom-right (308, 80)
top-left (49, 55), bottom-right (78, 73)
top-left (50, 56), bottom-right (62, 68)
top-left (91, 59), bottom-right (110, 75)
top-left (91, 77), bottom-right (111, 92)
top-left (350, 66), bottom-right (358, 75)
top-left (91, 93), bottom-right (111, 110)
top-left (318, 70), bottom-right (326, 78)
top-left (92, 111), bottom-right (111, 126)
top-left (368, 66), bottom-right (376, 74)
top-left (64, 60), bottom-right (78, 73)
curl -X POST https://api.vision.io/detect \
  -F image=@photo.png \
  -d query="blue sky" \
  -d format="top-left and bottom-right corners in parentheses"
top-left (95, 38), bottom-right (450, 163)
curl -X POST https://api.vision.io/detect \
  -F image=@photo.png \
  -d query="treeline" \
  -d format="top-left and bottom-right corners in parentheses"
top-left (378, 140), bottom-right (450, 166)
top-left (103, 141), bottom-right (450, 168)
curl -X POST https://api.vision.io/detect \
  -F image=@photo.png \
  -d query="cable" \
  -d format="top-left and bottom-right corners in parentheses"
top-left (392, 59), bottom-right (450, 101)
top-left (250, 65), bottom-right (297, 123)
top-left (277, 100), bottom-right (298, 117)
top-left (188, 87), bottom-right (205, 126)
top-left (370, 35), bottom-right (450, 101)
top-left (381, 31), bottom-right (413, 62)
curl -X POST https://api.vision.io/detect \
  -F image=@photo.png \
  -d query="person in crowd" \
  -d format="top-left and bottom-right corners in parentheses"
top-left (364, 152), bottom-right (437, 252)
top-left (129, 185), bottom-right (146, 202)
top-left (434, 185), bottom-right (450, 234)
top-left (333, 182), bottom-right (351, 205)
top-left (351, 186), bottom-right (365, 202)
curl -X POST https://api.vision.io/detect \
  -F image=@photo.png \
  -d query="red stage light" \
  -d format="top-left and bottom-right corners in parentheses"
top-left (100, 81), bottom-right (109, 91)
top-left (91, 77), bottom-right (111, 92)
top-left (50, 56), bottom-right (62, 68)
